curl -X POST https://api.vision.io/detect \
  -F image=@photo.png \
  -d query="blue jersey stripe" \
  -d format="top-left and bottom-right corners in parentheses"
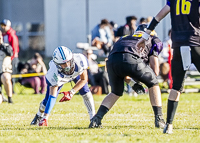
top-left (58, 46), bottom-right (66, 60)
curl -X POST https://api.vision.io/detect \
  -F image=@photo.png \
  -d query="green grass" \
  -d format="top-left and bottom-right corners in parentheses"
top-left (1, 84), bottom-right (200, 142)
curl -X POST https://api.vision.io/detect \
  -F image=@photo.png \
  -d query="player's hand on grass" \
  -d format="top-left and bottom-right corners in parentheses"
top-left (59, 91), bottom-right (73, 102)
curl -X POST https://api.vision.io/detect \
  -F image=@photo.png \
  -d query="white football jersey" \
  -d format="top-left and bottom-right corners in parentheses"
top-left (46, 53), bottom-right (88, 86)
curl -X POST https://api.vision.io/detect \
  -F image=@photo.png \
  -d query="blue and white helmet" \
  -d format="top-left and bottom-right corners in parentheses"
top-left (52, 46), bottom-right (75, 75)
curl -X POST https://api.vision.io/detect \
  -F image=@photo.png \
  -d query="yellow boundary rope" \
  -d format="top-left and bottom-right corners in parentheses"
top-left (12, 73), bottom-right (45, 78)
top-left (12, 63), bottom-right (106, 78)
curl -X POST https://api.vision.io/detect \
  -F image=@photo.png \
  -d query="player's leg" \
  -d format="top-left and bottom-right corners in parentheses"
top-left (149, 85), bottom-right (165, 128)
top-left (129, 62), bottom-right (165, 128)
top-left (30, 85), bottom-right (51, 125)
top-left (73, 76), bottom-right (95, 120)
top-left (163, 47), bottom-right (186, 134)
top-left (89, 54), bottom-right (125, 128)
top-left (1, 72), bottom-right (13, 103)
top-left (31, 85), bottom-right (62, 125)
top-left (39, 85), bottom-right (62, 126)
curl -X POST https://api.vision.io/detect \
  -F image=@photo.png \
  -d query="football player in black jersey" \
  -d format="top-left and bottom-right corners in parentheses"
top-left (136, 0), bottom-right (200, 134)
top-left (89, 24), bottom-right (165, 129)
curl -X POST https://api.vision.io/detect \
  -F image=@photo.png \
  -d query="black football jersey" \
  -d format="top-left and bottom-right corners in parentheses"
top-left (167, 0), bottom-right (200, 47)
top-left (109, 34), bottom-right (163, 63)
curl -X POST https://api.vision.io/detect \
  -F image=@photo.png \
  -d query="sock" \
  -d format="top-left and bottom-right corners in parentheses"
top-left (37, 111), bottom-right (44, 117)
top-left (43, 115), bottom-right (48, 119)
top-left (96, 105), bottom-right (109, 119)
top-left (82, 92), bottom-right (96, 120)
top-left (152, 106), bottom-right (162, 116)
top-left (167, 99), bottom-right (179, 124)
top-left (44, 95), bottom-right (57, 114)
top-left (8, 97), bottom-right (13, 103)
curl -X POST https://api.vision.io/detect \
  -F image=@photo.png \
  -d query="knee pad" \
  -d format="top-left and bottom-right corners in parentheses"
top-left (82, 91), bottom-right (93, 99)
top-left (39, 102), bottom-right (46, 112)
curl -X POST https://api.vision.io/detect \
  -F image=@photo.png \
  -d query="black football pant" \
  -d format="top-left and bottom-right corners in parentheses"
top-left (106, 53), bottom-right (158, 96)
top-left (171, 46), bottom-right (200, 92)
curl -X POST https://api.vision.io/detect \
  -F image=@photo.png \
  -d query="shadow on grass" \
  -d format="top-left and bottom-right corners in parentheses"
top-left (1, 125), bottom-right (200, 131)
top-left (0, 125), bottom-right (89, 131)
top-left (0, 125), bottom-right (158, 130)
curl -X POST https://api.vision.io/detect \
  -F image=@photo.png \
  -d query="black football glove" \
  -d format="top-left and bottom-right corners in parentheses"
top-left (132, 83), bottom-right (145, 94)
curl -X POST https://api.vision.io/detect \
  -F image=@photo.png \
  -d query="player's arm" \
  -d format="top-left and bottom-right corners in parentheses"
top-left (10, 35), bottom-right (19, 57)
top-left (72, 69), bottom-right (88, 93)
top-left (59, 69), bottom-right (88, 102)
top-left (149, 56), bottom-right (160, 76)
top-left (145, 5), bottom-right (170, 35)
top-left (136, 5), bottom-right (170, 49)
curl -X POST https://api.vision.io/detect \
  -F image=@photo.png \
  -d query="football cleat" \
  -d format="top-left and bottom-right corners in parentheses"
top-left (89, 116), bottom-right (102, 128)
top-left (163, 123), bottom-right (173, 134)
top-left (30, 114), bottom-right (42, 125)
top-left (39, 118), bottom-right (48, 126)
top-left (155, 115), bottom-right (165, 129)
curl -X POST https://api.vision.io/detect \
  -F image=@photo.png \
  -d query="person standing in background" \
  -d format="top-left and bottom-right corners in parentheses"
top-left (0, 19), bottom-right (20, 94)
top-left (0, 30), bottom-right (13, 104)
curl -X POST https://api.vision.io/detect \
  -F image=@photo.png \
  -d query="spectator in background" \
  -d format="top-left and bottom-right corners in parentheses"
top-left (87, 49), bottom-right (109, 94)
top-left (0, 30), bottom-right (13, 104)
top-left (147, 16), bottom-right (153, 24)
top-left (139, 17), bottom-right (147, 24)
top-left (91, 19), bottom-right (113, 56)
top-left (159, 29), bottom-right (172, 63)
top-left (116, 16), bottom-right (137, 38)
top-left (109, 21), bottom-right (118, 43)
top-left (0, 19), bottom-right (20, 94)
top-left (18, 53), bottom-right (47, 94)
top-left (159, 29), bottom-right (173, 89)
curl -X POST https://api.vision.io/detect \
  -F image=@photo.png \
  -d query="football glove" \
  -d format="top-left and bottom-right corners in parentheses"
top-left (132, 83), bottom-right (145, 94)
top-left (59, 91), bottom-right (73, 102)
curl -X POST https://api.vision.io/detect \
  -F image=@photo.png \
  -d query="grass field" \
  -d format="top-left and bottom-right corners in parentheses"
top-left (1, 83), bottom-right (200, 143)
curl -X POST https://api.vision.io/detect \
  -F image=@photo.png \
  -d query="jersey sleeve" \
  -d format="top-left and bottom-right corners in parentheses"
top-left (149, 37), bottom-right (163, 57)
top-left (78, 54), bottom-right (89, 70)
top-left (45, 60), bottom-right (59, 86)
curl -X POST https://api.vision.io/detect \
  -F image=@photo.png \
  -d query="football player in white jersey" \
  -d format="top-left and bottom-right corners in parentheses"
top-left (30, 46), bottom-right (95, 126)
